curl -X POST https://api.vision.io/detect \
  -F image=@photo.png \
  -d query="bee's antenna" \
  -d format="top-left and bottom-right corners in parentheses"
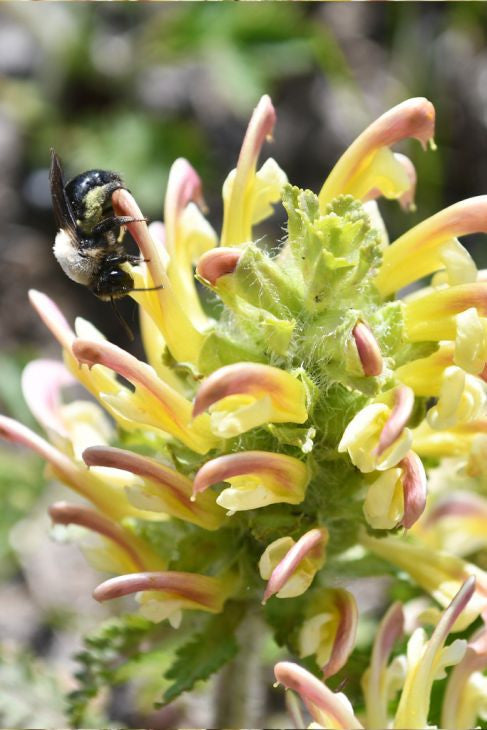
top-left (110, 297), bottom-right (134, 341)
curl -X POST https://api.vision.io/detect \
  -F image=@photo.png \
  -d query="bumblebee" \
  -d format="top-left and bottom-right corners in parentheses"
top-left (50, 149), bottom-right (146, 301)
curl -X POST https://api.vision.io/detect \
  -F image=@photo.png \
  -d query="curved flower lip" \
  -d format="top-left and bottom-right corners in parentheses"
top-left (221, 94), bottom-right (277, 247)
top-left (49, 500), bottom-right (145, 571)
top-left (274, 661), bottom-right (363, 730)
top-left (377, 196), bottom-right (487, 296)
top-left (319, 97), bottom-right (435, 207)
top-left (192, 450), bottom-right (308, 498)
top-left (376, 385), bottom-right (415, 457)
top-left (262, 528), bottom-right (326, 604)
top-left (192, 362), bottom-right (308, 423)
top-left (83, 445), bottom-right (224, 530)
top-left (322, 589), bottom-right (358, 680)
top-left (72, 338), bottom-right (216, 454)
top-left (93, 571), bottom-right (226, 612)
top-left (196, 248), bottom-right (242, 286)
top-left (400, 451), bottom-right (427, 529)
top-left (29, 289), bottom-right (75, 350)
top-left (364, 152), bottom-right (417, 212)
top-left (352, 322), bottom-right (383, 377)
top-left (405, 282), bottom-right (487, 341)
top-left (164, 158), bottom-right (206, 256)
top-left (21, 359), bottom-right (76, 440)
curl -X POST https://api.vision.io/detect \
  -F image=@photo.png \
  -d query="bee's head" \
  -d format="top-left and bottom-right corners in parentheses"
top-left (91, 265), bottom-right (134, 301)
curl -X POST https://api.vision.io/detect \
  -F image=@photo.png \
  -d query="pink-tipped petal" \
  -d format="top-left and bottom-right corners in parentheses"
top-left (72, 338), bottom-right (213, 453)
top-left (442, 624), bottom-right (487, 728)
top-left (165, 158), bottom-right (206, 257)
top-left (93, 570), bottom-right (226, 613)
top-left (192, 362), bottom-right (307, 421)
top-left (319, 98), bottom-right (435, 205)
top-left (263, 528), bottom-right (326, 603)
top-left (29, 289), bottom-right (75, 350)
top-left (365, 601), bottom-right (404, 728)
top-left (400, 451), bottom-right (427, 529)
top-left (49, 501), bottom-right (145, 570)
top-left (193, 450), bottom-right (307, 497)
top-left (221, 95), bottom-right (277, 247)
top-left (83, 445), bottom-right (223, 530)
top-left (21, 359), bottom-right (76, 439)
top-left (148, 221), bottom-right (165, 247)
top-left (352, 322), bottom-right (383, 377)
top-left (322, 589), bottom-right (359, 679)
top-left (196, 248), bottom-right (242, 286)
top-left (377, 385), bottom-right (415, 456)
top-left (274, 661), bottom-right (363, 729)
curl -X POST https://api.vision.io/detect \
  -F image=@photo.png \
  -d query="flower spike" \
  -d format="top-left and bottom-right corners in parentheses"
top-left (260, 528), bottom-right (327, 603)
top-left (193, 451), bottom-right (309, 512)
top-left (274, 661), bottom-right (364, 729)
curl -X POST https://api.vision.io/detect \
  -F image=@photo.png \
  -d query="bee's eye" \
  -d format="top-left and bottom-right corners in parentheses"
top-left (92, 267), bottom-right (134, 299)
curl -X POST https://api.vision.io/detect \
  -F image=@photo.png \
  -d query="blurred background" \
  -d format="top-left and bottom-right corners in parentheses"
top-left (1, 2), bottom-right (487, 726)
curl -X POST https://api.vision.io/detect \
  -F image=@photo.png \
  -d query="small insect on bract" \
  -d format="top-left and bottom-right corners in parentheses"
top-left (49, 150), bottom-right (161, 337)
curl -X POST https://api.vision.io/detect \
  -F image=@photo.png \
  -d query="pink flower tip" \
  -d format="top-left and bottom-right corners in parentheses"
top-left (196, 248), bottom-right (241, 286)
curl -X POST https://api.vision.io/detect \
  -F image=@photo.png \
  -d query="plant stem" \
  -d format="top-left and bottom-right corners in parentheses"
top-left (214, 608), bottom-right (265, 727)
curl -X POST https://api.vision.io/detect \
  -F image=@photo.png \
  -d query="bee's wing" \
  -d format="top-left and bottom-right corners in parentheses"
top-left (49, 149), bottom-right (78, 239)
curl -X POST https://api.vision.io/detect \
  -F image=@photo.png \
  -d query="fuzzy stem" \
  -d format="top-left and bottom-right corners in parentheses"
top-left (214, 609), bottom-right (265, 727)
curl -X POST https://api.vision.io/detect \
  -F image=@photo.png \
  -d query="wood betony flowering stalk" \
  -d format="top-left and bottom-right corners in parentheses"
top-left (4, 94), bottom-right (487, 725)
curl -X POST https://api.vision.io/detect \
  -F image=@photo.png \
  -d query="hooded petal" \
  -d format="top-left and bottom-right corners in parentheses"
top-left (260, 528), bottom-right (327, 602)
top-left (112, 188), bottom-right (205, 364)
top-left (319, 97), bottom-right (435, 209)
top-left (193, 362), bottom-right (308, 437)
top-left (193, 450), bottom-right (309, 512)
top-left (299, 588), bottom-right (358, 679)
top-left (72, 338), bottom-right (217, 454)
top-left (221, 95), bottom-right (285, 247)
top-left (93, 570), bottom-right (236, 626)
top-left (393, 577), bottom-right (475, 729)
top-left (376, 196), bottom-right (487, 296)
top-left (274, 661), bottom-right (363, 730)
top-left (83, 445), bottom-right (224, 531)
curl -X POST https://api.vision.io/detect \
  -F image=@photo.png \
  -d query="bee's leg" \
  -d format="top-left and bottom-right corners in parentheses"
top-left (106, 253), bottom-right (150, 265)
top-left (91, 215), bottom-right (148, 236)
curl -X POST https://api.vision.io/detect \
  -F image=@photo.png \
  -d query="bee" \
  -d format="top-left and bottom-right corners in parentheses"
top-left (49, 150), bottom-right (161, 338)
top-left (49, 149), bottom-right (161, 300)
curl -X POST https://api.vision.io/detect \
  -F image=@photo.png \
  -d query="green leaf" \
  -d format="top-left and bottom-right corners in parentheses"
top-left (161, 602), bottom-right (245, 705)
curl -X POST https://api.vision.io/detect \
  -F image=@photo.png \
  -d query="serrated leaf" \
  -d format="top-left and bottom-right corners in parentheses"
top-left (161, 602), bottom-right (245, 705)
